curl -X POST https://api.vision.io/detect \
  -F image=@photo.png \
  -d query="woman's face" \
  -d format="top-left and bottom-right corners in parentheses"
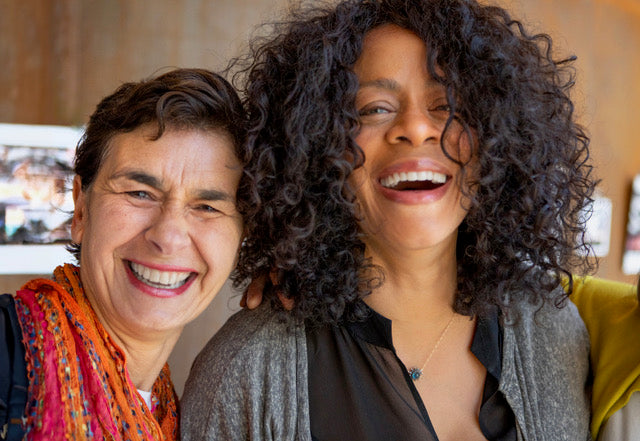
top-left (71, 125), bottom-right (243, 340)
top-left (351, 24), bottom-right (473, 262)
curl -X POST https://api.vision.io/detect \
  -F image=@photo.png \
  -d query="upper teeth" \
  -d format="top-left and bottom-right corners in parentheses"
top-left (380, 171), bottom-right (447, 188)
top-left (130, 261), bottom-right (192, 289)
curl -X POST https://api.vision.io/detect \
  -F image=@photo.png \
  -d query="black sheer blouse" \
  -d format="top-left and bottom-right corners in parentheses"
top-left (306, 303), bottom-right (516, 441)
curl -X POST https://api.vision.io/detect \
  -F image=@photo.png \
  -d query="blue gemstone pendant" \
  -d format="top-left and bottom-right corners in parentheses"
top-left (408, 367), bottom-right (422, 381)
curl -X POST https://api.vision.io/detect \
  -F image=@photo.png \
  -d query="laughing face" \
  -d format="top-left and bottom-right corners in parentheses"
top-left (71, 125), bottom-right (243, 340)
top-left (351, 24), bottom-right (474, 263)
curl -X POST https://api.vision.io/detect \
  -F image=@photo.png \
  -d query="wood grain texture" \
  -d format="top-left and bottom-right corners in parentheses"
top-left (1, 0), bottom-right (639, 394)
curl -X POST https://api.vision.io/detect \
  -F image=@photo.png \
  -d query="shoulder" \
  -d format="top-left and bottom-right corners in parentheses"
top-left (187, 303), bottom-right (304, 381)
top-left (181, 304), bottom-right (310, 441)
top-left (568, 275), bottom-right (638, 370)
top-left (0, 294), bottom-right (24, 367)
top-left (500, 287), bottom-right (591, 439)
top-left (569, 276), bottom-right (640, 437)
top-left (569, 275), bottom-right (638, 335)
top-left (0, 293), bottom-right (28, 439)
top-left (502, 289), bottom-right (590, 387)
top-left (1, 294), bottom-right (17, 398)
top-left (505, 286), bottom-right (589, 348)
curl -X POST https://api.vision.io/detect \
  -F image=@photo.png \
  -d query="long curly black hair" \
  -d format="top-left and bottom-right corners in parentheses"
top-left (233, 0), bottom-right (596, 324)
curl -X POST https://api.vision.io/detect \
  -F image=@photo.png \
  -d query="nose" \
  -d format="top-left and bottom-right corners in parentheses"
top-left (144, 204), bottom-right (191, 255)
top-left (385, 107), bottom-right (442, 147)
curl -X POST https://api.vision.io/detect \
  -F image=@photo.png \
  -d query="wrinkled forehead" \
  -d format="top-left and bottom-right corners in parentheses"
top-left (88, 123), bottom-right (238, 186)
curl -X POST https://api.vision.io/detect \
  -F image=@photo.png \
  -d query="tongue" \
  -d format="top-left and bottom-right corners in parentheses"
top-left (394, 181), bottom-right (444, 191)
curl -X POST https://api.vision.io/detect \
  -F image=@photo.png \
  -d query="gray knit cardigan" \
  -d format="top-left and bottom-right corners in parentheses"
top-left (181, 296), bottom-right (591, 441)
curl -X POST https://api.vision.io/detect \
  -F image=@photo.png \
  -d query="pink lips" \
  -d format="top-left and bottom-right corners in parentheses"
top-left (125, 260), bottom-right (196, 298)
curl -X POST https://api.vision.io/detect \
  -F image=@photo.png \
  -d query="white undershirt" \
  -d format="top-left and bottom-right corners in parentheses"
top-left (600, 392), bottom-right (640, 441)
top-left (137, 389), bottom-right (152, 410)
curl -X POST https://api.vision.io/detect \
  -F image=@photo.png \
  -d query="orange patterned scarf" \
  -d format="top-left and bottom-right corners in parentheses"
top-left (14, 264), bottom-right (178, 440)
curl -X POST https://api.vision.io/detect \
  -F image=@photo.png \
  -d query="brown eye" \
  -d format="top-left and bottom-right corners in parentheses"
top-left (359, 106), bottom-right (390, 116)
top-left (197, 204), bottom-right (220, 213)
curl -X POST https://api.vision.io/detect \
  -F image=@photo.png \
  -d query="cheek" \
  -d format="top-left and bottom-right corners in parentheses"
top-left (445, 124), bottom-right (476, 165)
top-left (349, 166), bottom-right (369, 192)
top-left (457, 134), bottom-right (479, 195)
top-left (349, 167), bottom-right (380, 228)
top-left (201, 220), bottom-right (244, 269)
top-left (83, 204), bottom-right (148, 256)
top-left (354, 128), bottom-right (377, 159)
top-left (458, 130), bottom-right (476, 165)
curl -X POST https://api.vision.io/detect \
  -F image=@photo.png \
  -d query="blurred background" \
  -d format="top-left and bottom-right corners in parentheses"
top-left (1, 0), bottom-right (639, 395)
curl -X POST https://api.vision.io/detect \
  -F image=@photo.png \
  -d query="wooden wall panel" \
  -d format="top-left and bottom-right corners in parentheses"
top-left (0, 0), bottom-right (80, 124)
top-left (590, 3), bottom-right (640, 282)
top-left (1, 0), bottom-right (639, 393)
top-left (499, 0), bottom-right (640, 284)
top-left (0, 0), bottom-right (289, 124)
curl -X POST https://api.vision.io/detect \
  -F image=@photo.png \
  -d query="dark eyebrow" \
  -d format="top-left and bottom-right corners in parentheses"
top-left (195, 189), bottom-right (234, 202)
top-left (358, 77), bottom-right (443, 92)
top-left (112, 170), bottom-right (234, 202)
top-left (113, 170), bottom-right (161, 189)
top-left (358, 78), bottom-right (400, 91)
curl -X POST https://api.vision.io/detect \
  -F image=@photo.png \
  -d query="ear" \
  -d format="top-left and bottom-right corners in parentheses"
top-left (70, 175), bottom-right (87, 244)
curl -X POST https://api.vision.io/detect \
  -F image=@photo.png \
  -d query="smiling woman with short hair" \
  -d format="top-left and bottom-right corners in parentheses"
top-left (0, 68), bottom-right (245, 440)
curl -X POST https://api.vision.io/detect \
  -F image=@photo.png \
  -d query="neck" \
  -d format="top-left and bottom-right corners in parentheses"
top-left (364, 237), bottom-right (458, 323)
top-left (115, 333), bottom-right (181, 391)
top-left (92, 310), bottom-right (182, 391)
top-left (80, 281), bottom-right (182, 391)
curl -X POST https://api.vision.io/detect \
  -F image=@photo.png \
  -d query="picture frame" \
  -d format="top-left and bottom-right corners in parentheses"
top-left (623, 174), bottom-right (640, 275)
top-left (0, 123), bottom-right (83, 273)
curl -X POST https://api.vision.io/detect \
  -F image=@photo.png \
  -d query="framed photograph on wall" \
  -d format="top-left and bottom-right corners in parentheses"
top-left (0, 123), bottom-right (83, 273)
top-left (580, 193), bottom-right (612, 257)
top-left (623, 174), bottom-right (640, 275)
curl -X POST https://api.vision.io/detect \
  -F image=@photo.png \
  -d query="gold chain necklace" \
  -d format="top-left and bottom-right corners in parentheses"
top-left (407, 312), bottom-right (456, 381)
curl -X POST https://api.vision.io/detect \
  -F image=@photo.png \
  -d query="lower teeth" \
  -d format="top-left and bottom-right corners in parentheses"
top-left (141, 279), bottom-right (184, 289)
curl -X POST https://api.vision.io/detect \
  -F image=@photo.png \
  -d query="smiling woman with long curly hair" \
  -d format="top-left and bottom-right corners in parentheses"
top-left (182, 1), bottom-right (601, 440)
top-left (231, 0), bottom-right (595, 325)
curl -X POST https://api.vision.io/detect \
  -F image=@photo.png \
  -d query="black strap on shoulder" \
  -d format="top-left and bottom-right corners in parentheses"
top-left (0, 294), bottom-right (28, 441)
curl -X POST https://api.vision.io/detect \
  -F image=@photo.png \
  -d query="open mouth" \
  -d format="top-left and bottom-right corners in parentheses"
top-left (380, 171), bottom-right (448, 191)
top-left (128, 261), bottom-right (194, 290)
